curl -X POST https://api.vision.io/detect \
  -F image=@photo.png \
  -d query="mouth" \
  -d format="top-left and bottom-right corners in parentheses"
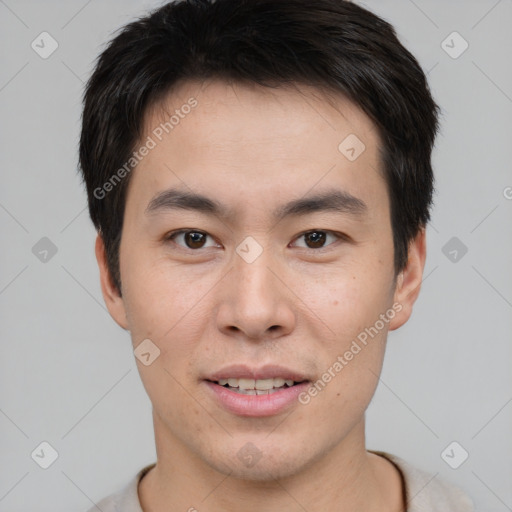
top-left (206, 377), bottom-right (307, 395)
top-left (202, 364), bottom-right (312, 416)
top-left (203, 370), bottom-right (312, 416)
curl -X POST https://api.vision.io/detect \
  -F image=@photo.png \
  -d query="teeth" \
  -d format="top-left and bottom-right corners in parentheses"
top-left (216, 377), bottom-right (297, 390)
top-left (239, 378), bottom-right (256, 389)
top-left (254, 378), bottom-right (275, 390)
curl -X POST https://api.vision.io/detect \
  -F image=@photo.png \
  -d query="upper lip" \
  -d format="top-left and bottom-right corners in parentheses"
top-left (205, 364), bottom-right (310, 382)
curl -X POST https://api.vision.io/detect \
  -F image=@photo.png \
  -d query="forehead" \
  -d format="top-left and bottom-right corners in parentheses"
top-left (131, 79), bottom-right (387, 224)
top-left (145, 79), bottom-right (379, 153)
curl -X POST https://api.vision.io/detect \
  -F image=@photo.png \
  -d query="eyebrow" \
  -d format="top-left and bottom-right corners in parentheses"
top-left (145, 187), bottom-right (367, 222)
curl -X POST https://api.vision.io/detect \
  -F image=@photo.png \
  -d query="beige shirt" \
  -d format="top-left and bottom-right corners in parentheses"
top-left (87, 451), bottom-right (474, 511)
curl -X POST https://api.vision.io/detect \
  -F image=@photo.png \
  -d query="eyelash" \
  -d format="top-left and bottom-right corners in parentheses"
top-left (164, 229), bottom-right (347, 252)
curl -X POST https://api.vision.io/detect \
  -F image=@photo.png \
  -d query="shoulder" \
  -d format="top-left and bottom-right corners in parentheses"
top-left (370, 450), bottom-right (475, 512)
top-left (85, 463), bottom-right (156, 512)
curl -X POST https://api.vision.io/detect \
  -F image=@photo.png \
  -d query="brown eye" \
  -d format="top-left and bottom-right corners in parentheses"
top-left (184, 231), bottom-right (207, 249)
top-left (304, 231), bottom-right (327, 248)
top-left (292, 230), bottom-right (342, 250)
top-left (166, 230), bottom-right (217, 250)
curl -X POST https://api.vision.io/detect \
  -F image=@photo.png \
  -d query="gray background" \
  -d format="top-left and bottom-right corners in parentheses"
top-left (1, 0), bottom-right (511, 510)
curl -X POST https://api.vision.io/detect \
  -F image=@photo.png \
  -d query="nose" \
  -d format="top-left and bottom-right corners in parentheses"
top-left (215, 245), bottom-right (296, 341)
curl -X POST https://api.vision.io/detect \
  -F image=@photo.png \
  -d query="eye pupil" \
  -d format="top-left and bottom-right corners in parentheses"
top-left (186, 232), bottom-right (206, 249)
top-left (305, 231), bottom-right (326, 248)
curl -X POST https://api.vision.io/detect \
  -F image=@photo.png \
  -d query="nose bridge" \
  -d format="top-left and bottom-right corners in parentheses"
top-left (217, 237), bottom-right (294, 339)
top-left (232, 240), bottom-right (278, 310)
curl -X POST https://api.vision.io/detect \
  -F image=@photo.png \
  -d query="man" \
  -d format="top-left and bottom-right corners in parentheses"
top-left (80, 0), bottom-right (474, 510)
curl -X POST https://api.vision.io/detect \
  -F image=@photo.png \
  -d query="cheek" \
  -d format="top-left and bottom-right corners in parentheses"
top-left (123, 255), bottom-right (209, 324)
top-left (297, 264), bottom-right (392, 403)
top-left (307, 269), bottom-right (391, 345)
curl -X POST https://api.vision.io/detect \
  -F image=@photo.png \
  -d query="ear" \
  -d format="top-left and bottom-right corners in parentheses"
top-left (95, 233), bottom-right (129, 330)
top-left (388, 228), bottom-right (427, 331)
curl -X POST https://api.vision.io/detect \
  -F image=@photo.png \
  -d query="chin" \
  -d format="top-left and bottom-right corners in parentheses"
top-left (203, 439), bottom-right (314, 482)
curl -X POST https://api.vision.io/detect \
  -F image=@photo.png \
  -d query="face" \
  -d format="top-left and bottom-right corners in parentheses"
top-left (97, 80), bottom-right (425, 481)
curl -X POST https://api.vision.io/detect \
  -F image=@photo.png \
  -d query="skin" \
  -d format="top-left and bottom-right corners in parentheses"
top-left (96, 79), bottom-right (426, 512)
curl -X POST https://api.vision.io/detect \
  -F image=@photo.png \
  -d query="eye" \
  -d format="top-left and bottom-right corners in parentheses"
top-left (291, 230), bottom-right (344, 250)
top-left (165, 229), bottom-right (346, 252)
top-left (165, 230), bottom-right (219, 250)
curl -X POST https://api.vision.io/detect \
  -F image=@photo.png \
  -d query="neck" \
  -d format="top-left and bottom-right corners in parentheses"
top-left (139, 412), bottom-right (403, 512)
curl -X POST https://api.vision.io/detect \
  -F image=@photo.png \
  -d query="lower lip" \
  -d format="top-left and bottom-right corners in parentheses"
top-left (203, 380), bottom-right (310, 417)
